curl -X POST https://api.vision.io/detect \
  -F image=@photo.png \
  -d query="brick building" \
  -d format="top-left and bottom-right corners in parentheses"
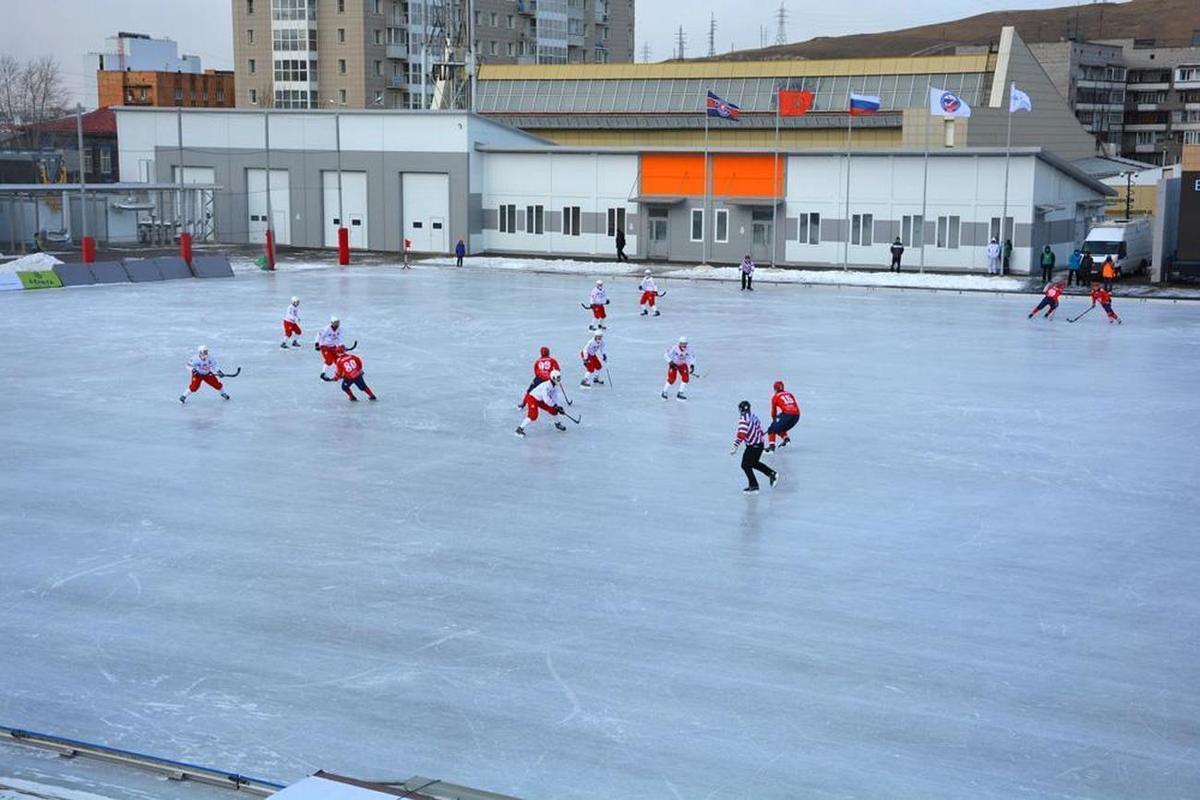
top-left (98, 69), bottom-right (236, 108)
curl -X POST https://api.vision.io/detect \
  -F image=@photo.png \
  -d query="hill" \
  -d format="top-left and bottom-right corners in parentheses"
top-left (705, 0), bottom-right (1200, 61)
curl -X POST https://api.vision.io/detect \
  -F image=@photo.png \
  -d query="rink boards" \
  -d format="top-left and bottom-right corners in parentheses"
top-left (0, 254), bottom-right (235, 293)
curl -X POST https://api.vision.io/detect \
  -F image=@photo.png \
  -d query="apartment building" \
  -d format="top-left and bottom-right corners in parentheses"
top-left (85, 32), bottom-right (233, 109)
top-left (232, 0), bottom-right (634, 110)
top-left (1027, 41), bottom-right (1127, 153)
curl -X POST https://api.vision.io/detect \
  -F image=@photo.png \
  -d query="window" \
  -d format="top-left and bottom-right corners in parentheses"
top-left (851, 213), bottom-right (873, 246)
top-left (1184, 130), bottom-right (1200, 145)
top-left (337, 0), bottom-right (344, 11)
top-left (249, 88), bottom-right (258, 104)
top-left (99, 149), bottom-right (112, 175)
top-left (82, 149), bottom-right (93, 175)
top-left (525, 205), bottom-right (545, 234)
top-left (248, 58), bottom-right (256, 74)
top-left (901, 214), bottom-right (923, 247)
top-left (796, 212), bottom-right (820, 245)
top-left (247, 0), bottom-right (254, 13)
top-left (490, 12), bottom-right (497, 25)
top-left (175, 88), bottom-right (183, 101)
top-left (988, 216), bottom-right (1012, 243)
top-left (338, 88), bottom-right (347, 103)
top-left (562, 206), bottom-right (581, 236)
top-left (274, 59), bottom-right (309, 81)
top-left (373, 0), bottom-right (382, 12)
top-left (247, 29), bottom-right (255, 44)
top-left (690, 209), bottom-right (704, 242)
top-left (338, 58), bottom-right (346, 73)
top-left (606, 207), bottom-right (625, 237)
top-left (374, 29), bottom-right (383, 45)
top-left (489, 41), bottom-right (498, 55)
top-left (714, 208), bottom-right (729, 243)
top-left (374, 60), bottom-right (383, 76)
top-left (499, 204), bottom-right (517, 233)
top-left (507, 42), bottom-right (515, 56)
top-left (936, 215), bottom-right (961, 249)
top-left (337, 28), bottom-right (345, 42)
top-left (1177, 66), bottom-right (1200, 82)
top-left (507, 14), bottom-right (515, 28)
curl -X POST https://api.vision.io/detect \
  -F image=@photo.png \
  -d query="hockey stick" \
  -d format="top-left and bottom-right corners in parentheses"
top-left (557, 382), bottom-right (573, 406)
top-left (656, 289), bottom-right (667, 297)
top-left (581, 302), bottom-right (592, 310)
top-left (1067, 306), bottom-right (1094, 323)
top-left (605, 366), bottom-right (613, 388)
top-left (559, 409), bottom-right (581, 424)
top-left (217, 367), bottom-right (241, 378)
top-left (319, 373), bottom-right (334, 382)
top-left (345, 340), bottom-right (358, 351)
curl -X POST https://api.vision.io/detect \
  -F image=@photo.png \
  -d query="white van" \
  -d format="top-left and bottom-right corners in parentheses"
top-left (1082, 219), bottom-right (1152, 276)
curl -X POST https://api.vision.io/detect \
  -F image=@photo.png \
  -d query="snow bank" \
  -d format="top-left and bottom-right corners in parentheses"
top-left (0, 252), bottom-right (63, 274)
top-left (0, 778), bottom-right (116, 800)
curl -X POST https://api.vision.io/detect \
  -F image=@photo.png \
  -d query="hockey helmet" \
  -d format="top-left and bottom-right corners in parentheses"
top-left (738, 400), bottom-right (751, 413)
top-left (596, 279), bottom-right (604, 287)
top-left (291, 296), bottom-right (300, 305)
top-left (540, 346), bottom-right (551, 357)
top-left (678, 336), bottom-right (688, 345)
top-left (593, 329), bottom-right (604, 338)
top-left (330, 316), bottom-right (340, 326)
top-left (774, 380), bottom-right (785, 392)
top-left (198, 345), bottom-right (209, 355)
top-left (549, 369), bottom-right (561, 383)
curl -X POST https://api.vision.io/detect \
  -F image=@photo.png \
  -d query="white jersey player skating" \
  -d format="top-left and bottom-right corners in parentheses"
top-left (281, 297), bottom-right (301, 348)
top-left (180, 345), bottom-right (230, 403)
top-left (516, 370), bottom-right (567, 437)
top-left (316, 317), bottom-right (345, 375)
top-left (586, 280), bottom-right (610, 330)
top-left (579, 330), bottom-right (607, 387)
top-left (663, 336), bottom-right (695, 400)
top-left (639, 271), bottom-right (661, 316)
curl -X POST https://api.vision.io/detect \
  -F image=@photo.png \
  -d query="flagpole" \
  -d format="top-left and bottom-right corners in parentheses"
top-left (703, 108), bottom-right (710, 266)
top-left (843, 92), bottom-right (851, 271)
top-left (920, 84), bottom-right (931, 274)
top-left (771, 86), bottom-right (780, 268)
top-left (1001, 82), bottom-right (1013, 277)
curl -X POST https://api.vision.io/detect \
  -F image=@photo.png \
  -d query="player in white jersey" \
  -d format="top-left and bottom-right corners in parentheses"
top-left (662, 336), bottom-right (696, 400)
top-left (639, 270), bottom-right (661, 316)
top-left (180, 345), bottom-right (230, 403)
top-left (281, 297), bottom-right (301, 348)
top-left (586, 280), bottom-right (610, 330)
top-left (316, 317), bottom-right (345, 375)
top-left (579, 330), bottom-right (607, 388)
top-left (515, 370), bottom-right (567, 436)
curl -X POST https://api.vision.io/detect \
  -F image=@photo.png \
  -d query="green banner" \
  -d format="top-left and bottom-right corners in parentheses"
top-left (17, 270), bottom-right (63, 290)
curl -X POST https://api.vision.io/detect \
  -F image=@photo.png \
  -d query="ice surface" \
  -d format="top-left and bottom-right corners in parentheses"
top-left (1, 265), bottom-right (1199, 800)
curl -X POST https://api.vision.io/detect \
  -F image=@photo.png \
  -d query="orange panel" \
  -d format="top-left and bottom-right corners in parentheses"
top-left (640, 153), bottom-right (706, 197)
top-left (712, 154), bottom-right (784, 198)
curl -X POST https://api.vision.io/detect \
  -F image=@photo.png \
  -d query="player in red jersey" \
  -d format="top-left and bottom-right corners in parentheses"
top-left (517, 346), bottom-right (563, 407)
top-left (766, 380), bottom-right (801, 452)
top-left (321, 345), bottom-right (377, 401)
top-left (1089, 282), bottom-right (1121, 324)
top-left (1028, 280), bottom-right (1065, 320)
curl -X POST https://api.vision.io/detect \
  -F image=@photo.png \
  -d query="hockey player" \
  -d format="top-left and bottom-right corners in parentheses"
top-left (281, 296), bottom-right (302, 348)
top-left (662, 336), bottom-right (695, 400)
top-left (316, 316), bottom-right (345, 374)
top-left (587, 280), bottom-right (610, 329)
top-left (517, 346), bottom-right (562, 408)
top-left (1089, 282), bottom-right (1122, 324)
top-left (515, 370), bottom-right (567, 436)
top-left (730, 400), bottom-right (778, 493)
top-left (179, 345), bottom-right (229, 403)
top-left (766, 380), bottom-right (801, 452)
top-left (321, 345), bottom-right (377, 402)
top-left (1027, 280), bottom-right (1065, 320)
top-left (639, 270), bottom-right (661, 316)
top-left (579, 329), bottom-right (607, 388)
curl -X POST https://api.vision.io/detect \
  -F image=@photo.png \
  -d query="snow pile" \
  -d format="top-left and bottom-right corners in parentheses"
top-left (423, 255), bottom-right (640, 278)
top-left (0, 252), bottom-right (63, 274)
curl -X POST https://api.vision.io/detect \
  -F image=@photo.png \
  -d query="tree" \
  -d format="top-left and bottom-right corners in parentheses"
top-left (0, 55), bottom-right (70, 149)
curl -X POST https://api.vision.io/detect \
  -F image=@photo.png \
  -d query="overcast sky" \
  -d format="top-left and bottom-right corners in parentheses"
top-left (3, 0), bottom-right (1080, 103)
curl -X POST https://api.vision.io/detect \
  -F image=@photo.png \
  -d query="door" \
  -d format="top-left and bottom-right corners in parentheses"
top-left (751, 221), bottom-right (772, 263)
top-left (322, 171), bottom-right (368, 249)
top-left (247, 168), bottom-right (291, 245)
top-left (401, 172), bottom-right (450, 253)
top-left (647, 208), bottom-right (669, 258)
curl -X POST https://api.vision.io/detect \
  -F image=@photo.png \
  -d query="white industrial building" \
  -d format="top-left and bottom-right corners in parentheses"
top-left (101, 106), bottom-right (1114, 274)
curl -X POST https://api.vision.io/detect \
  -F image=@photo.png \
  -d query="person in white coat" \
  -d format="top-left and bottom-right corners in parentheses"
top-left (986, 238), bottom-right (1002, 275)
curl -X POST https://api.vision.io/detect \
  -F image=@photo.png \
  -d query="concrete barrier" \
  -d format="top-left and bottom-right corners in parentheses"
top-left (89, 261), bottom-right (130, 284)
top-left (17, 270), bottom-right (63, 289)
top-left (53, 263), bottom-right (97, 287)
top-left (154, 256), bottom-right (192, 280)
top-left (123, 259), bottom-right (164, 282)
top-left (191, 254), bottom-right (234, 279)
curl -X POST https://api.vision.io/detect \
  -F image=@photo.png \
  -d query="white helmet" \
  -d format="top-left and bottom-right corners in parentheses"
top-left (330, 316), bottom-right (339, 325)
top-left (549, 369), bottom-right (561, 383)
top-left (644, 269), bottom-right (651, 276)
top-left (291, 296), bottom-right (299, 305)
top-left (596, 279), bottom-right (604, 287)
top-left (593, 329), bottom-right (604, 338)
top-left (678, 336), bottom-right (688, 345)
top-left (198, 345), bottom-right (208, 355)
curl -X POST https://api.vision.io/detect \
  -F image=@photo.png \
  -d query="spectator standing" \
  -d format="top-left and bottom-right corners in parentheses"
top-left (1079, 251), bottom-right (1094, 286)
top-left (454, 238), bottom-right (466, 267)
top-left (889, 237), bottom-right (904, 272)
top-left (1067, 249), bottom-right (1082, 287)
top-left (615, 227), bottom-right (629, 262)
top-left (740, 255), bottom-right (755, 291)
top-left (1040, 245), bottom-right (1056, 283)
top-left (1101, 256), bottom-right (1117, 291)
top-left (986, 238), bottom-right (1001, 275)
top-left (1003, 239), bottom-right (1013, 273)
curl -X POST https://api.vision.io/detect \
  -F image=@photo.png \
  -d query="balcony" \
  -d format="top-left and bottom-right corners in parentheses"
top-left (1126, 81), bottom-right (1170, 91)
top-left (1135, 103), bottom-right (1161, 112)
top-left (387, 43), bottom-right (408, 59)
top-left (388, 75), bottom-right (406, 88)
top-left (1125, 122), bottom-right (1168, 131)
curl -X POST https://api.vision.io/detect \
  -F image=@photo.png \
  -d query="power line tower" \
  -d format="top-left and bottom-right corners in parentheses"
top-left (675, 26), bottom-right (687, 60)
top-left (759, 26), bottom-right (767, 48)
top-left (707, 13), bottom-right (717, 57)
top-left (775, 2), bottom-right (788, 46)
top-left (640, 42), bottom-right (652, 63)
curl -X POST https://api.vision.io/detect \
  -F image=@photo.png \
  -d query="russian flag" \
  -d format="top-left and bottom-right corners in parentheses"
top-left (848, 93), bottom-right (881, 115)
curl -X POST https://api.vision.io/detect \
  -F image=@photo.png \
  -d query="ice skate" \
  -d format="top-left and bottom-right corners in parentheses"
top-left (661, 391), bottom-right (669, 399)
top-left (588, 323), bottom-right (596, 331)
top-left (291, 340), bottom-right (300, 347)
top-left (580, 379), bottom-right (591, 388)
top-left (743, 487), bottom-right (759, 494)
top-left (592, 377), bottom-right (605, 385)
top-left (653, 310), bottom-right (660, 316)
top-left (347, 394), bottom-right (358, 402)
top-left (641, 309), bottom-right (648, 316)
top-left (280, 341), bottom-right (288, 349)
top-left (676, 391), bottom-right (687, 401)
top-left (554, 421), bottom-right (567, 432)
top-left (514, 427), bottom-right (526, 437)
top-left (179, 394), bottom-right (187, 404)
top-left (598, 323), bottom-right (606, 330)
top-left (779, 437), bottom-right (789, 448)
top-left (368, 395), bottom-right (378, 401)
top-left (769, 472), bottom-right (780, 488)
top-left (765, 444), bottom-right (775, 453)
top-left (220, 392), bottom-right (230, 400)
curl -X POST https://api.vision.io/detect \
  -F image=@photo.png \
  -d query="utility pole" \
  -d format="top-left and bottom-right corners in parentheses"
top-left (775, 2), bottom-right (788, 46)
top-left (707, 14), bottom-right (717, 58)
top-left (759, 26), bottom-right (767, 49)
top-left (640, 42), bottom-right (652, 63)
top-left (75, 104), bottom-right (94, 263)
top-left (675, 26), bottom-right (686, 60)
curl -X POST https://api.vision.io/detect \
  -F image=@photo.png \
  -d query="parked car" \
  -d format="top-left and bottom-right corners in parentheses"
top-left (1082, 219), bottom-right (1152, 276)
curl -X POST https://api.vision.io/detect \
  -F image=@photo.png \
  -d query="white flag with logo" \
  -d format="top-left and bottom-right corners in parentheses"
top-left (1009, 83), bottom-right (1033, 113)
top-left (929, 87), bottom-right (972, 118)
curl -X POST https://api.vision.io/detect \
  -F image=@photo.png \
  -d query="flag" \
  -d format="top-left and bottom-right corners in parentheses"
top-left (928, 87), bottom-right (972, 118)
top-left (706, 91), bottom-right (741, 121)
top-left (778, 89), bottom-right (814, 116)
top-left (1009, 83), bottom-right (1032, 113)
top-left (848, 93), bottom-right (881, 115)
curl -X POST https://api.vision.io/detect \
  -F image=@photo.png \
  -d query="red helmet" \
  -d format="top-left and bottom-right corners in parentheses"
top-left (774, 380), bottom-right (785, 392)
top-left (336, 345), bottom-right (347, 354)
top-left (540, 346), bottom-right (550, 357)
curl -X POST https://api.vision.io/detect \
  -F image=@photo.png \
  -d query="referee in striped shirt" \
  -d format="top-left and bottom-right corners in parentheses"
top-left (730, 400), bottom-right (779, 493)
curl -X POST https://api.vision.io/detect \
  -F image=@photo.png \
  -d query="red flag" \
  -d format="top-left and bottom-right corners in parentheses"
top-left (778, 90), bottom-right (814, 117)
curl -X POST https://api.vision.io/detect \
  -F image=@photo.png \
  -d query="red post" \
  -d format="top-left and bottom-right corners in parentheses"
top-left (180, 231), bottom-right (193, 267)
top-left (81, 236), bottom-right (96, 264)
top-left (265, 229), bottom-right (276, 271)
top-left (337, 226), bottom-right (350, 265)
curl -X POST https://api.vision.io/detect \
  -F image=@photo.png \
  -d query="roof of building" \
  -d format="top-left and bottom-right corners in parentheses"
top-left (25, 108), bottom-right (117, 137)
top-left (1071, 154), bottom-right (1162, 180)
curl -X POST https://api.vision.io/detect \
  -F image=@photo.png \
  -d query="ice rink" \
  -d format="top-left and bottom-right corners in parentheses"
top-left (1, 264), bottom-right (1198, 799)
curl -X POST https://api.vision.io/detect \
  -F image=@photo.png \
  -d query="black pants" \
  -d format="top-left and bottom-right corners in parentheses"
top-left (342, 375), bottom-right (372, 396)
top-left (1066, 270), bottom-right (1078, 286)
top-left (890, 255), bottom-right (902, 272)
top-left (741, 272), bottom-right (753, 290)
top-left (456, 255), bottom-right (463, 266)
top-left (741, 445), bottom-right (775, 489)
top-left (616, 245), bottom-right (628, 262)
top-left (1041, 265), bottom-right (1052, 283)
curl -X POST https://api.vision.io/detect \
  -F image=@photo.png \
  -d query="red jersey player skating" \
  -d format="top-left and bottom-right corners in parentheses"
top-left (1028, 281), bottom-right (1065, 320)
top-left (766, 380), bottom-right (801, 452)
top-left (517, 346), bottom-right (561, 407)
top-left (321, 346), bottom-right (377, 401)
top-left (515, 370), bottom-right (567, 437)
top-left (1089, 282), bottom-right (1122, 324)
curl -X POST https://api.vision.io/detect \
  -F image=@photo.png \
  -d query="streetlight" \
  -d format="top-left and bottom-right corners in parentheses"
top-left (328, 99), bottom-right (347, 265)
